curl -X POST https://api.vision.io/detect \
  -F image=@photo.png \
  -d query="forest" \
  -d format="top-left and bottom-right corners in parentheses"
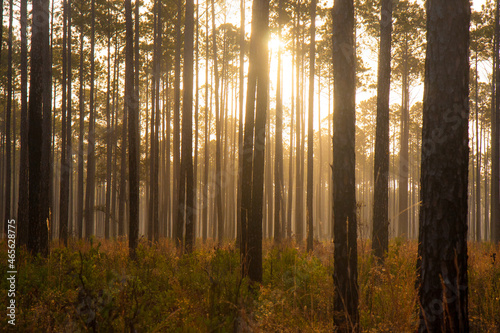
top-left (0, 0), bottom-right (500, 331)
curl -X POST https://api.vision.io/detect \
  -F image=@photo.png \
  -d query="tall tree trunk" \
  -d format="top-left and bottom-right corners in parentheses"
top-left (85, 0), bottom-right (96, 239)
top-left (295, 6), bottom-right (303, 244)
top-left (105, 3), bottom-right (112, 240)
top-left (475, 53), bottom-right (481, 241)
top-left (417, 1), bottom-right (470, 330)
top-left (332, 0), bottom-right (358, 330)
top-left (40, 0), bottom-right (52, 250)
top-left (398, 34), bottom-right (409, 238)
top-left (173, 0), bottom-right (182, 245)
top-left (59, 0), bottom-right (69, 244)
top-left (203, 0), bottom-right (210, 243)
top-left (240, 0), bottom-right (261, 278)
top-left (372, 0), bottom-right (392, 259)
top-left (67, 0), bottom-right (73, 237)
top-left (211, 0), bottom-right (224, 244)
top-left (181, 0), bottom-right (195, 252)
top-left (237, 0), bottom-right (246, 248)
top-left (493, 0), bottom-right (500, 244)
top-left (125, 0), bottom-right (139, 258)
top-left (274, 0), bottom-right (283, 243)
top-left (306, 0), bottom-right (316, 252)
top-left (18, 0), bottom-right (29, 247)
top-left (248, 0), bottom-right (269, 283)
top-left (77, 22), bottom-right (85, 239)
top-left (4, 0), bottom-right (13, 234)
top-left (28, 0), bottom-right (50, 255)
top-left (193, 0), bottom-right (200, 244)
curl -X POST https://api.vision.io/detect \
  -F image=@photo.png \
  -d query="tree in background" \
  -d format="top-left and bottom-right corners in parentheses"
top-left (417, 0), bottom-right (470, 329)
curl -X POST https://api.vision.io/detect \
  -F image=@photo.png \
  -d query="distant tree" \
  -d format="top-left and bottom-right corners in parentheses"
top-left (332, 0), bottom-right (359, 330)
top-left (372, 0), bottom-right (392, 259)
top-left (417, 0), bottom-right (470, 330)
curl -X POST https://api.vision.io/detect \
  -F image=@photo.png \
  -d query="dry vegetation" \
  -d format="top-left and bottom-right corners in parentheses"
top-left (1, 239), bottom-right (499, 332)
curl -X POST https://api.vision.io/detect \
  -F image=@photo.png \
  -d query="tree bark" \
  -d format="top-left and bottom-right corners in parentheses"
top-left (17, 0), bottom-right (29, 247)
top-left (181, 0), bottom-right (195, 253)
top-left (125, 0), bottom-right (139, 258)
top-left (332, 0), bottom-right (358, 330)
top-left (28, 0), bottom-right (50, 256)
top-left (417, 1), bottom-right (470, 330)
top-left (84, 0), bottom-right (96, 239)
top-left (372, 0), bottom-right (392, 260)
top-left (306, 0), bottom-right (316, 252)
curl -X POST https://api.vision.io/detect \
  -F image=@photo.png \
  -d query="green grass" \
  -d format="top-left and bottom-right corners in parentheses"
top-left (1, 238), bottom-right (499, 332)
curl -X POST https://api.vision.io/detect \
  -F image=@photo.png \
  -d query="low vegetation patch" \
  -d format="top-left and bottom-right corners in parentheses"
top-left (1, 239), bottom-right (498, 332)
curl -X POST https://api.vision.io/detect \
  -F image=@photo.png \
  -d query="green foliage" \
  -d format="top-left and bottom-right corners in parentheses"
top-left (0, 239), bottom-right (498, 331)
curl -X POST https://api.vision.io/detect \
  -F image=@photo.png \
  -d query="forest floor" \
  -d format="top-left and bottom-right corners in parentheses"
top-left (1, 238), bottom-right (499, 332)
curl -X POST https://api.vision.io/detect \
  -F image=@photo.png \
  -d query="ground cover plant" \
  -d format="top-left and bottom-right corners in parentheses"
top-left (1, 239), bottom-right (499, 332)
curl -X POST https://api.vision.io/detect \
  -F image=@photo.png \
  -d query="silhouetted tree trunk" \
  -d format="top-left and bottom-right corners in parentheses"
top-left (397, 31), bottom-right (411, 238)
top-left (237, 0), bottom-right (246, 248)
top-left (295, 5), bottom-right (303, 244)
top-left (493, 0), bottom-right (500, 244)
top-left (211, 0), bottom-right (224, 244)
top-left (4, 0), bottom-right (13, 235)
top-left (274, 0), bottom-right (283, 243)
top-left (247, 0), bottom-right (270, 283)
top-left (28, 0), bottom-right (50, 256)
top-left (181, 0), bottom-right (195, 253)
top-left (59, 0), bottom-right (69, 245)
top-left (17, 0), bottom-right (29, 248)
top-left (125, 0), bottom-right (139, 258)
top-left (306, 0), bottom-right (316, 252)
top-left (77, 19), bottom-right (85, 239)
top-left (332, 0), bottom-right (358, 330)
top-left (240, 0), bottom-right (259, 276)
top-left (417, 1), bottom-right (470, 330)
top-left (173, 0), bottom-right (182, 245)
top-left (372, 0), bottom-right (392, 260)
top-left (105, 2), bottom-right (112, 240)
top-left (85, 0), bottom-right (96, 239)
top-left (203, 0), bottom-right (210, 243)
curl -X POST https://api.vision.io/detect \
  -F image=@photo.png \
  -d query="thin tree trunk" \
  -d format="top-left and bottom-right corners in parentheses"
top-left (173, 0), bottom-right (182, 245)
top-left (306, 0), bottom-right (316, 252)
top-left (4, 0), bottom-right (13, 235)
top-left (85, 0), bottom-right (96, 239)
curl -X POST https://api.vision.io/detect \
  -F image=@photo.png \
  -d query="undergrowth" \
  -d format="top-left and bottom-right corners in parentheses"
top-left (0, 238), bottom-right (498, 332)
